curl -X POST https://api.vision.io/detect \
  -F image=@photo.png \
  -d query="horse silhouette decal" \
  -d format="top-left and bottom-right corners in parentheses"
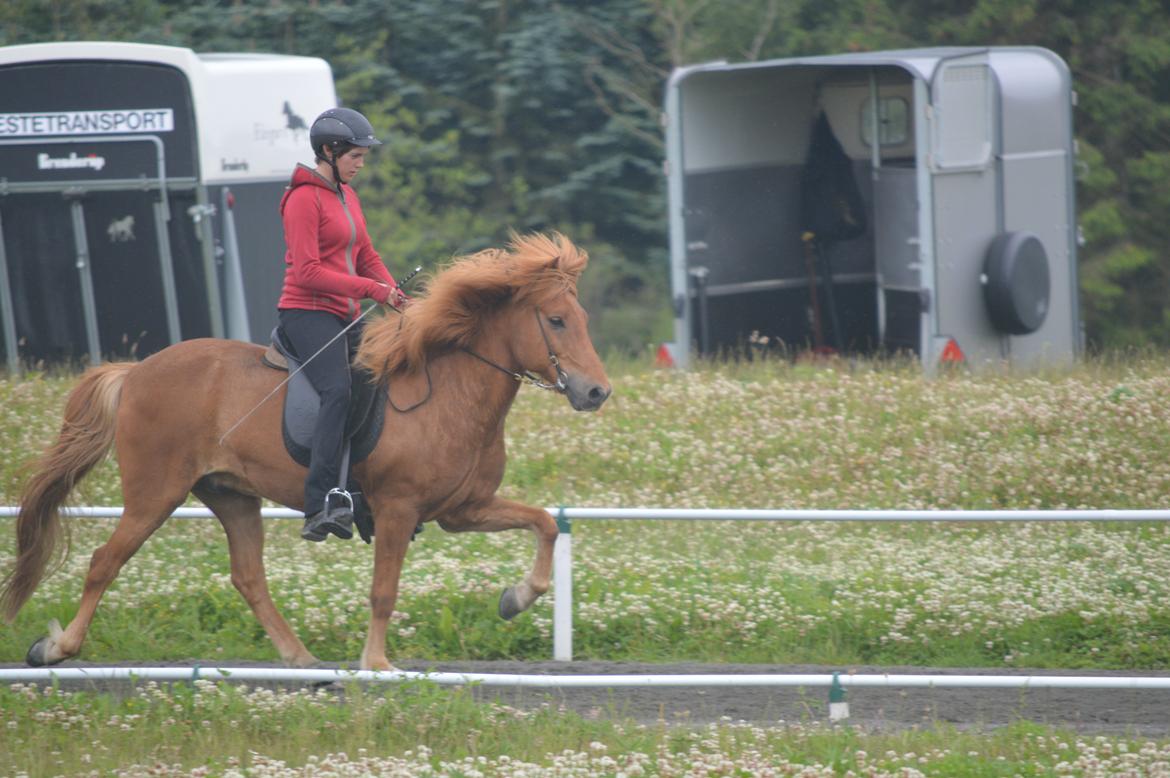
top-left (283, 101), bottom-right (307, 136)
top-left (106, 215), bottom-right (135, 243)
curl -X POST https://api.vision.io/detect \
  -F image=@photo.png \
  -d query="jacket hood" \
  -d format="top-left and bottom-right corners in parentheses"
top-left (280, 163), bottom-right (341, 214)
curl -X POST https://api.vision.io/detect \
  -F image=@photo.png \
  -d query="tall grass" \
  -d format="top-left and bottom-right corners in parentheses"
top-left (3, 355), bottom-right (1170, 774)
top-left (3, 355), bottom-right (1170, 667)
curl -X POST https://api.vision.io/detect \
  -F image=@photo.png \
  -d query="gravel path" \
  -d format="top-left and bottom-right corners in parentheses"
top-left (5, 659), bottom-right (1167, 735)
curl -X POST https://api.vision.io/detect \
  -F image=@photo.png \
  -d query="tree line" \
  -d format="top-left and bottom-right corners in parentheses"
top-left (3, 0), bottom-right (1168, 352)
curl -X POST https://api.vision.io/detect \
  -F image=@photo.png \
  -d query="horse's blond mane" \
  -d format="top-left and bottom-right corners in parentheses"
top-left (355, 232), bottom-right (588, 381)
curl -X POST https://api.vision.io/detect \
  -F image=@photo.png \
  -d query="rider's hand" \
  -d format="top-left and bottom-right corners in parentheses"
top-left (387, 285), bottom-right (409, 308)
top-left (374, 283), bottom-right (409, 307)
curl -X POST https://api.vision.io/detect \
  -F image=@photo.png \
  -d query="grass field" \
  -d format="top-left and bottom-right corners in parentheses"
top-left (3, 354), bottom-right (1170, 775)
top-left (5, 680), bottom-right (1170, 777)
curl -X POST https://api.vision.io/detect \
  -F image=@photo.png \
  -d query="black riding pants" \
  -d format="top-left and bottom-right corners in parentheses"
top-left (278, 308), bottom-right (360, 515)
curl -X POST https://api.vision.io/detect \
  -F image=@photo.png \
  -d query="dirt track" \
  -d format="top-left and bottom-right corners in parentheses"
top-left (5, 659), bottom-right (1168, 735)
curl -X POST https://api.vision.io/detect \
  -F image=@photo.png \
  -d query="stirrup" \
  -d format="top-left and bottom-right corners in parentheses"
top-left (302, 489), bottom-right (356, 542)
top-left (325, 487), bottom-right (354, 512)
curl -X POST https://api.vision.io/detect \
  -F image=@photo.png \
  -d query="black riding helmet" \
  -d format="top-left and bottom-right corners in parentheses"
top-left (310, 107), bottom-right (381, 160)
top-left (309, 107), bottom-right (381, 194)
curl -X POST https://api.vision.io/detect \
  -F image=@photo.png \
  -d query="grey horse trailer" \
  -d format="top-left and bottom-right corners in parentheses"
top-left (664, 46), bottom-right (1079, 370)
top-left (0, 41), bottom-right (338, 373)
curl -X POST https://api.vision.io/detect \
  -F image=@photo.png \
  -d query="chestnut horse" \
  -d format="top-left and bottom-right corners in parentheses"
top-left (0, 232), bottom-right (610, 670)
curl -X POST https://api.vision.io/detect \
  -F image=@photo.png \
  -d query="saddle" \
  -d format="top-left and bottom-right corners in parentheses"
top-left (263, 326), bottom-right (388, 543)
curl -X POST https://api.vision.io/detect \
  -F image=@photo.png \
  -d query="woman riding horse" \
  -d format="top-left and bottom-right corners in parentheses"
top-left (1, 232), bottom-right (611, 671)
top-left (279, 107), bottom-right (408, 543)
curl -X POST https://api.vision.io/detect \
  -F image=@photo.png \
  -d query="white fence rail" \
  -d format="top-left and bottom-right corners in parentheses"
top-left (2, 666), bottom-right (1169, 690)
top-left (4, 506), bottom-right (1170, 663)
top-left (6, 506), bottom-right (1170, 522)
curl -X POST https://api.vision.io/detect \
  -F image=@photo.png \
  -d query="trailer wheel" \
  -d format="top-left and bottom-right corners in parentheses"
top-left (981, 231), bottom-right (1050, 335)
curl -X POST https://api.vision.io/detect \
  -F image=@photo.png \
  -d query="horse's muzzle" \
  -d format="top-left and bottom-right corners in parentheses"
top-left (564, 375), bottom-right (611, 411)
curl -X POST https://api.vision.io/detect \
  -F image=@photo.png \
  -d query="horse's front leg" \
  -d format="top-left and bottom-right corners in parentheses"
top-left (438, 497), bottom-right (558, 621)
top-left (361, 505), bottom-right (420, 672)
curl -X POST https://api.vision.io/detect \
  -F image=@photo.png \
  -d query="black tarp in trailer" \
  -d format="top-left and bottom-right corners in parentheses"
top-left (0, 195), bottom-right (87, 364)
top-left (165, 191), bottom-right (215, 344)
top-left (0, 191), bottom-right (215, 364)
top-left (80, 192), bottom-right (172, 359)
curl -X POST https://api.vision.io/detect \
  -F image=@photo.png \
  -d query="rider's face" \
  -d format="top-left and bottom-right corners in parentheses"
top-left (333, 147), bottom-right (369, 184)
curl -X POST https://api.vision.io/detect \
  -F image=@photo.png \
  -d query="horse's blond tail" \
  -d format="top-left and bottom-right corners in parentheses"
top-left (0, 362), bottom-right (134, 622)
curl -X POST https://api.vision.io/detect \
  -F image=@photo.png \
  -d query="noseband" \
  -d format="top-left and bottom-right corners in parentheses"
top-left (463, 308), bottom-right (568, 393)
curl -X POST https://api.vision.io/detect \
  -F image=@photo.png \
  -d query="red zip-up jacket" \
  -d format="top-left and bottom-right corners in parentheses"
top-left (277, 163), bottom-right (395, 319)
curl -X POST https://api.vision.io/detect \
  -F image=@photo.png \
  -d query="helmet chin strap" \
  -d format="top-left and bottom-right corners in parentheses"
top-left (318, 145), bottom-right (345, 198)
top-left (327, 149), bottom-right (344, 198)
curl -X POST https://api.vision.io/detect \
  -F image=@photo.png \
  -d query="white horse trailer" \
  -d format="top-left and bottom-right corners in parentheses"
top-left (0, 41), bottom-right (338, 372)
top-left (664, 46), bottom-right (1079, 370)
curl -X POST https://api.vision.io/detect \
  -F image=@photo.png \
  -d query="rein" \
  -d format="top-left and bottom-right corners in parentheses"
top-left (219, 267), bottom-right (421, 444)
top-left (461, 308), bottom-right (568, 393)
top-left (384, 307), bottom-right (564, 415)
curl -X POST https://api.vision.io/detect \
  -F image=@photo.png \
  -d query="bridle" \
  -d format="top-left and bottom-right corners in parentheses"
top-left (386, 304), bottom-right (567, 415)
top-left (462, 307), bottom-right (568, 393)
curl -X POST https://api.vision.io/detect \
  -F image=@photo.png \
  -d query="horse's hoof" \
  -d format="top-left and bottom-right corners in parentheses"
top-left (26, 619), bottom-right (65, 667)
top-left (25, 637), bottom-right (54, 667)
top-left (289, 654), bottom-right (321, 669)
top-left (498, 587), bottom-right (522, 621)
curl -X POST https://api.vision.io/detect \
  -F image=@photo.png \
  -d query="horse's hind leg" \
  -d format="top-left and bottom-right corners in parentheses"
top-left (27, 493), bottom-right (184, 666)
top-left (437, 497), bottom-right (558, 621)
top-left (194, 485), bottom-right (318, 667)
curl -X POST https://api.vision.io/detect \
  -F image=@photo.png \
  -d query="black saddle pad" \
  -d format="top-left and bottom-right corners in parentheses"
top-left (269, 326), bottom-right (388, 469)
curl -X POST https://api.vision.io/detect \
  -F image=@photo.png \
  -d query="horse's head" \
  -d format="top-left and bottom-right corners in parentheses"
top-left (355, 232), bottom-right (612, 411)
top-left (495, 233), bottom-right (609, 411)
top-left (510, 287), bottom-right (611, 412)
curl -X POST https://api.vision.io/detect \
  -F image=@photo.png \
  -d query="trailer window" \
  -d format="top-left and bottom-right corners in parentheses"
top-left (932, 62), bottom-right (992, 169)
top-left (860, 97), bottom-right (908, 147)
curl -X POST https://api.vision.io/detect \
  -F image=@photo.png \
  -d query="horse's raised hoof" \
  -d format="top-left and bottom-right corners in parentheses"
top-left (26, 619), bottom-right (65, 667)
top-left (25, 637), bottom-right (54, 667)
top-left (498, 586), bottom-right (523, 621)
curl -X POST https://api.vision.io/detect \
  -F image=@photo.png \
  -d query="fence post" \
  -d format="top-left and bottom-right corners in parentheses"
top-left (829, 671), bottom-right (850, 722)
top-left (553, 507), bottom-right (572, 661)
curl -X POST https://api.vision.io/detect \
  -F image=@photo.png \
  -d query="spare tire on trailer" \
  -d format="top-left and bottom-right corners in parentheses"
top-left (981, 231), bottom-right (1050, 335)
